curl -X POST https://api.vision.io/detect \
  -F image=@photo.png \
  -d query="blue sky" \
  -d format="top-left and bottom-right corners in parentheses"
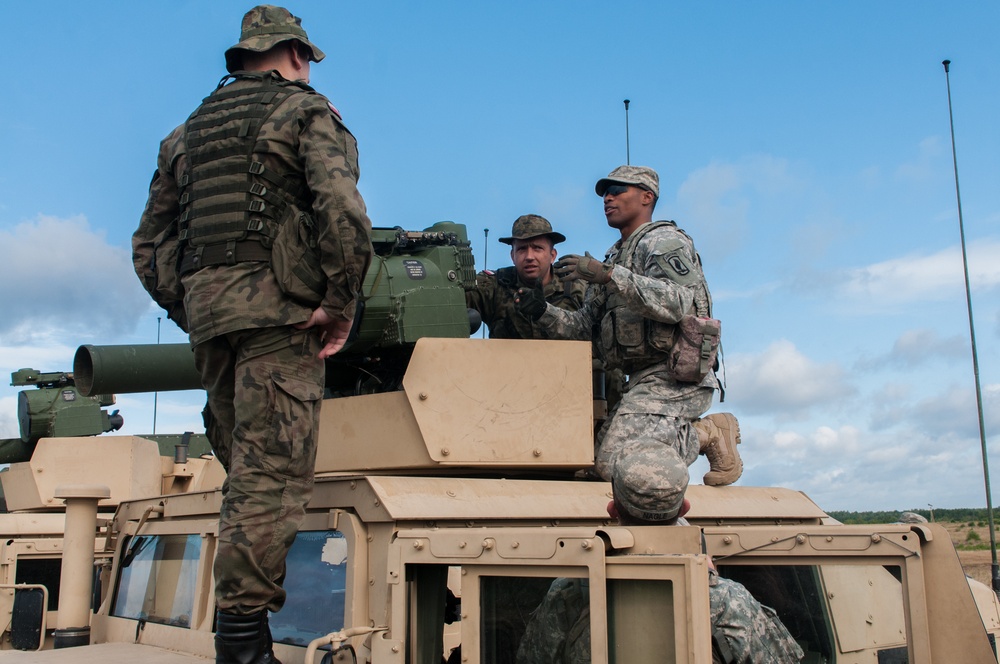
top-left (1, 1), bottom-right (998, 512)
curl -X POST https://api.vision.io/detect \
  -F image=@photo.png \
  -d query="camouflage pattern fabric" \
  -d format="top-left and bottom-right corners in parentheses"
top-left (709, 570), bottom-right (805, 663)
top-left (224, 5), bottom-right (326, 73)
top-left (194, 326), bottom-right (324, 613)
top-left (134, 75), bottom-right (372, 346)
top-left (516, 578), bottom-right (590, 664)
top-left (134, 70), bottom-right (372, 615)
top-left (538, 221), bottom-right (716, 481)
top-left (517, 573), bottom-right (803, 663)
top-left (596, 164), bottom-right (660, 197)
top-left (611, 439), bottom-right (689, 521)
top-left (467, 267), bottom-right (585, 339)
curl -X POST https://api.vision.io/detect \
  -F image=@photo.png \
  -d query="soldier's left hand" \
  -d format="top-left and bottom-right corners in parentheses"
top-left (554, 252), bottom-right (613, 284)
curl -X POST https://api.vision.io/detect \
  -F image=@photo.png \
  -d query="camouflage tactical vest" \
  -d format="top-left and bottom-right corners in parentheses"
top-left (178, 72), bottom-right (315, 276)
top-left (599, 221), bottom-right (712, 375)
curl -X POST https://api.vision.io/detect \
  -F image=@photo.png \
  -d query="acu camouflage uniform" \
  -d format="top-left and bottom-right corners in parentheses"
top-left (515, 574), bottom-right (802, 664)
top-left (539, 219), bottom-right (717, 481)
top-left (515, 445), bottom-right (803, 664)
top-left (466, 267), bottom-right (585, 339)
top-left (133, 22), bottom-right (372, 613)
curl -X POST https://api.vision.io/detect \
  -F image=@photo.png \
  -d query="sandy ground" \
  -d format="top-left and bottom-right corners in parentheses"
top-left (942, 521), bottom-right (997, 586)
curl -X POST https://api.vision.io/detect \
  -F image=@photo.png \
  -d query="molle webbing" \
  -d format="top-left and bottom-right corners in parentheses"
top-left (178, 73), bottom-right (312, 267)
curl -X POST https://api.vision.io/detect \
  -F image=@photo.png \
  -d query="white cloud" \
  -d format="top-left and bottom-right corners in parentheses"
top-left (0, 215), bottom-right (150, 344)
top-left (724, 340), bottom-right (854, 417)
top-left (855, 328), bottom-right (969, 372)
top-left (839, 238), bottom-right (1000, 305)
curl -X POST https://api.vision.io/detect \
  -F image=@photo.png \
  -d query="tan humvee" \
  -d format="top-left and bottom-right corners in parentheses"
top-left (3, 339), bottom-right (998, 663)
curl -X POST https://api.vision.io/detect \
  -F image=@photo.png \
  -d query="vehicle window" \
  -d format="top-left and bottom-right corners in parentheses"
top-left (270, 530), bottom-right (348, 646)
top-left (15, 558), bottom-right (61, 611)
top-left (111, 534), bottom-right (200, 627)
top-left (607, 578), bottom-right (674, 663)
top-left (482, 575), bottom-right (590, 664)
top-left (717, 563), bottom-right (906, 662)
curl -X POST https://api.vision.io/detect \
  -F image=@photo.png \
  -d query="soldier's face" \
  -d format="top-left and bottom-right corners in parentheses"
top-left (511, 237), bottom-right (557, 284)
top-left (603, 184), bottom-right (654, 230)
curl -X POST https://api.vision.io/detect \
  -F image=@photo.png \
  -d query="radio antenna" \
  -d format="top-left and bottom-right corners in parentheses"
top-left (482, 228), bottom-right (489, 338)
top-left (624, 99), bottom-right (631, 165)
top-left (942, 59), bottom-right (998, 592)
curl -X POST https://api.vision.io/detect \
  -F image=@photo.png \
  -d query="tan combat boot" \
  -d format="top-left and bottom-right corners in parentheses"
top-left (695, 413), bottom-right (742, 486)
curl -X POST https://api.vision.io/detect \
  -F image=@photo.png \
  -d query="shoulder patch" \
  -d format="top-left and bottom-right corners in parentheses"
top-left (328, 102), bottom-right (342, 119)
top-left (482, 269), bottom-right (495, 276)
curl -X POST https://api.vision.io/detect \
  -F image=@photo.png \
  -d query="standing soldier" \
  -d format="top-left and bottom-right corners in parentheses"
top-left (132, 6), bottom-right (373, 663)
top-left (467, 214), bottom-right (586, 339)
top-left (516, 166), bottom-right (741, 491)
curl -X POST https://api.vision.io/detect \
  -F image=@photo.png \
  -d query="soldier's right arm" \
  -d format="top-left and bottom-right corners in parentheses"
top-left (132, 127), bottom-right (189, 330)
top-left (133, 128), bottom-right (183, 293)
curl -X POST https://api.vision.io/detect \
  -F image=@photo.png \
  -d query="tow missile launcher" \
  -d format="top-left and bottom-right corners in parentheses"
top-left (73, 222), bottom-right (481, 400)
top-left (0, 369), bottom-right (124, 465)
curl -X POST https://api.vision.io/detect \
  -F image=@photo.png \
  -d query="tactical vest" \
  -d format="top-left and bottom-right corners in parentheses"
top-left (598, 221), bottom-right (712, 374)
top-left (178, 71), bottom-right (315, 275)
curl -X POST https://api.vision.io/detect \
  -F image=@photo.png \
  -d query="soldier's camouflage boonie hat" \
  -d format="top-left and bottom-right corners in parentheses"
top-left (498, 214), bottom-right (567, 245)
top-left (225, 5), bottom-right (326, 74)
top-left (595, 165), bottom-right (660, 198)
top-left (612, 441), bottom-right (688, 522)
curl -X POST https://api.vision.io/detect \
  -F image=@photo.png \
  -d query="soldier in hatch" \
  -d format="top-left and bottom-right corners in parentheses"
top-left (517, 442), bottom-right (804, 664)
top-left (515, 166), bottom-right (742, 491)
top-left (132, 6), bottom-right (373, 663)
top-left (466, 214), bottom-right (586, 339)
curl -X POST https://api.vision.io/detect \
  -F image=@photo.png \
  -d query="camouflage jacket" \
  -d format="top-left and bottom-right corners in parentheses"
top-left (709, 571), bottom-right (805, 663)
top-left (133, 73), bottom-right (373, 345)
top-left (539, 221), bottom-right (718, 390)
top-left (466, 267), bottom-right (585, 340)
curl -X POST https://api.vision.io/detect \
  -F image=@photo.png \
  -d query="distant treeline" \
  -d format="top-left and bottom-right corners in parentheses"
top-left (828, 508), bottom-right (999, 524)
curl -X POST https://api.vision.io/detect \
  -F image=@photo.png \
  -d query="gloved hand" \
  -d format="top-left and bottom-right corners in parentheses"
top-left (515, 284), bottom-right (548, 321)
top-left (554, 252), bottom-right (613, 284)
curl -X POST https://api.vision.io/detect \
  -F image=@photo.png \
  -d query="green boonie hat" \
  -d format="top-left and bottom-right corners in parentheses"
top-left (498, 214), bottom-right (567, 245)
top-left (225, 5), bottom-right (326, 74)
top-left (612, 442), bottom-right (688, 522)
top-left (595, 165), bottom-right (660, 198)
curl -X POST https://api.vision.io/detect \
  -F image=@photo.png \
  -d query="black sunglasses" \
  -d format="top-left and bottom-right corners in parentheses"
top-left (603, 184), bottom-right (630, 196)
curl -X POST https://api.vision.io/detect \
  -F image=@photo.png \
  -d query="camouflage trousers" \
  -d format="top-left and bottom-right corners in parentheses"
top-left (194, 325), bottom-right (324, 614)
top-left (593, 383), bottom-right (713, 481)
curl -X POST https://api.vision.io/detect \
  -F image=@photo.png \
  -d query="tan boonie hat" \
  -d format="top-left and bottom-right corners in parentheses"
top-left (498, 214), bottom-right (567, 245)
top-left (225, 5), bottom-right (326, 74)
top-left (612, 441), bottom-right (688, 522)
top-left (595, 165), bottom-right (660, 198)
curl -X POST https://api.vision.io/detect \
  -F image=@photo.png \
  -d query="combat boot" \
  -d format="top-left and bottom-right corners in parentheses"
top-left (695, 413), bottom-right (743, 486)
top-left (215, 609), bottom-right (281, 664)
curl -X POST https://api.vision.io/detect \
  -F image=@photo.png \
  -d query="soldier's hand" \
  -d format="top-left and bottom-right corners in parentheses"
top-left (554, 252), bottom-right (613, 284)
top-left (514, 283), bottom-right (548, 321)
top-left (296, 307), bottom-right (354, 359)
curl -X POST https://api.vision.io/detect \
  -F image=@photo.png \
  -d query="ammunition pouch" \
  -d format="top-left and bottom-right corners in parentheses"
top-left (669, 315), bottom-right (721, 384)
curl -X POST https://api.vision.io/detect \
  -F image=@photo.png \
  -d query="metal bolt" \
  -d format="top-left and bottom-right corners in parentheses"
top-left (581, 540), bottom-right (593, 550)
top-left (723, 536), bottom-right (733, 545)
top-left (441, 448), bottom-right (450, 457)
top-left (413, 540), bottom-right (424, 550)
top-left (419, 392), bottom-right (428, 400)
top-left (511, 541), bottom-right (520, 549)
top-left (532, 449), bottom-right (542, 457)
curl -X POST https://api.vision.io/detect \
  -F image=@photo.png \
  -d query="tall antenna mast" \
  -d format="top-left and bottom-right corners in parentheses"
top-left (481, 228), bottom-right (489, 338)
top-left (624, 99), bottom-right (631, 165)
top-left (942, 58), bottom-right (998, 592)
top-left (153, 316), bottom-right (161, 435)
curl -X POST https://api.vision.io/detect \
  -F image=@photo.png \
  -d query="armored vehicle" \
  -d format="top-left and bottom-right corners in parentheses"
top-left (4, 223), bottom-right (1000, 663)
